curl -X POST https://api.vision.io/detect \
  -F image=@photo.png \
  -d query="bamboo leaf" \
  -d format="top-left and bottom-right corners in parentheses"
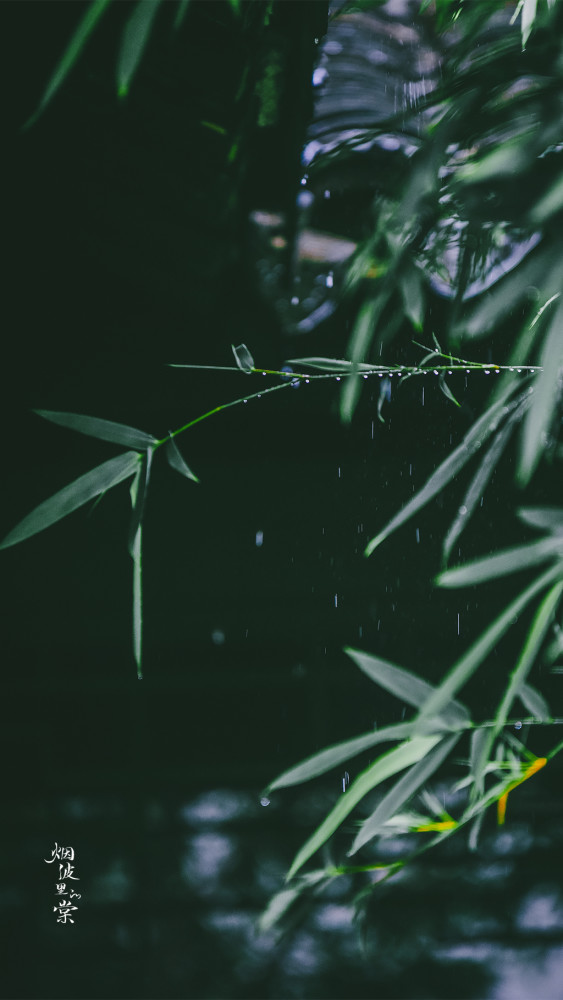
top-left (24, 0), bottom-right (112, 127)
top-left (400, 267), bottom-right (425, 332)
top-left (117, 0), bottom-right (162, 98)
top-left (454, 250), bottom-right (548, 339)
top-left (286, 357), bottom-right (378, 373)
top-left (341, 296), bottom-right (388, 424)
top-left (365, 379), bottom-right (521, 557)
top-left (232, 343), bottom-right (255, 373)
top-left (165, 437), bottom-right (199, 482)
top-left (129, 449), bottom-right (153, 679)
top-left (437, 536), bottom-right (563, 588)
top-left (518, 298), bottom-right (563, 486)
top-left (519, 681), bottom-right (551, 721)
top-left (286, 736), bottom-right (441, 880)
top-left (349, 733), bottom-right (460, 855)
top-left (442, 400), bottom-right (526, 564)
top-left (344, 647), bottom-right (469, 725)
top-left (0, 451), bottom-right (141, 550)
top-left (266, 722), bottom-right (417, 793)
top-left (518, 506), bottom-right (563, 534)
top-left (173, 0), bottom-right (190, 31)
top-left (35, 410), bottom-right (158, 450)
top-left (438, 374), bottom-right (461, 408)
top-left (417, 563), bottom-right (563, 730)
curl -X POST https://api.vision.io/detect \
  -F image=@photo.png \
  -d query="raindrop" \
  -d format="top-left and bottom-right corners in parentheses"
top-left (291, 296), bottom-right (299, 305)
top-left (326, 272), bottom-right (334, 288)
top-left (459, 504), bottom-right (468, 515)
top-left (485, 369), bottom-right (490, 375)
top-left (334, 594), bottom-right (338, 608)
top-left (212, 629), bottom-right (225, 646)
top-left (342, 771), bottom-right (350, 793)
top-left (457, 613), bottom-right (460, 636)
top-left (514, 721), bottom-right (522, 730)
top-left (243, 399), bottom-right (248, 404)
top-left (363, 374), bottom-right (368, 379)
top-left (359, 625), bottom-right (363, 638)
top-left (260, 797), bottom-right (271, 807)
top-left (338, 467), bottom-right (341, 478)
top-left (416, 528), bottom-right (420, 543)
top-left (422, 387), bottom-right (425, 405)
top-left (255, 530), bottom-right (264, 547)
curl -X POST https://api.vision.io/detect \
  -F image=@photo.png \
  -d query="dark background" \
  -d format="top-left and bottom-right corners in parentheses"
top-left (2, 2), bottom-right (563, 998)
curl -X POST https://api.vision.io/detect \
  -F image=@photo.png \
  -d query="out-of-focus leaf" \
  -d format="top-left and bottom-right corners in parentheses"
top-left (437, 536), bottom-right (563, 588)
top-left (519, 681), bottom-right (551, 721)
top-left (399, 267), bottom-right (425, 332)
top-left (165, 436), bottom-right (199, 482)
top-left (518, 506), bottom-right (563, 534)
top-left (286, 735), bottom-right (442, 880)
top-left (232, 343), bottom-right (255, 373)
top-left (442, 399), bottom-right (526, 564)
top-left (518, 298), bottom-right (563, 486)
top-left (25, 0), bottom-right (112, 127)
top-left (173, 0), bottom-right (190, 30)
top-left (417, 562), bottom-right (563, 730)
top-left (35, 410), bottom-right (158, 450)
top-left (341, 296), bottom-right (389, 424)
top-left (344, 647), bottom-right (469, 725)
top-left (454, 250), bottom-right (549, 339)
top-left (266, 722), bottom-right (416, 792)
top-left (257, 870), bottom-right (328, 935)
top-left (455, 131), bottom-right (535, 184)
top-left (529, 172), bottom-right (563, 224)
top-left (349, 733), bottom-right (460, 854)
top-left (519, 0), bottom-right (538, 47)
top-left (117, 0), bottom-right (162, 98)
top-left (0, 451), bottom-right (141, 550)
top-left (365, 379), bottom-right (521, 557)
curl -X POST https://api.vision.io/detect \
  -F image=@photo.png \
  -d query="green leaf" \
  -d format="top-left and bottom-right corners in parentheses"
top-left (455, 250), bottom-right (548, 339)
top-left (117, 0), bottom-right (162, 98)
top-left (341, 296), bottom-right (389, 424)
top-left (0, 451), bottom-right (141, 550)
top-left (24, 0), bottom-right (112, 127)
top-left (286, 735), bottom-right (442, 880)
top-left (349, 733), bottom-right (460, 855)
top-left (437, 536), bottom-right (563, 588)
top-left (518, 506), bottom-right (563, 534)
top-left (344, 647), bottom-right (469, 726)
top-left (399, 267), bottom-right (425, 332)
top-left (519, 681), bottom-right (551, 721)
top-left (173, 0), bottom-right (190, 31)
top-left (266, 722), bottom-right (417, 793)
top-left (438, 374), bottom-right (461, 408)
top-left (232, 343), bottom-right (255, 373)
top-left (286, 357), bottom-right (379, 373)
top-left (129, 449), bottom-right (153, 679)
top-left (165, 437), bottom-right (199, 482)
top-left (518, 298), bottom-right (563, 486)
top-left (470, 580), bottom-right (562, 795)
top-left (417, 562), bottom-right (563, 730)
top-left (365, 379), bottom-right (521, 557)
top-left (34, 410), bottom-right (158, 450)
top-left (442, 399), bottom-right (526, 564)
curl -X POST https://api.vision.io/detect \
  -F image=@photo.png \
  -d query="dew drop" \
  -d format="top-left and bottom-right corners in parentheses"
top-left (260, 797), bottom-right (271, 807)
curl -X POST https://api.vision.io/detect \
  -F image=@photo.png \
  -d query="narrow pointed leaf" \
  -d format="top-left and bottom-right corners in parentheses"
top-left (266, 722), bottom-right (417, 792)
top-left (341, 296), bottom-right (387, 424)
top-left (0, 451), bottom-right (141, 550)
top-left (519, 682), bottom-right (551, 721)
top-left (165, 437), bottom-right (199, 482)
top-left (232, 343), bottom-right (255, 373)
top-left (443, 400), bottom-right (527, 564)
top-left (129, 449), bottom-right (153, 679)
top-left (437, 536), bottom-right (563, 588)
top-left (173, 0), bottom-right (190, 30)
top-left (518, 299), bottom-right (563, 486)
top-left (286, 735), bottom-right (441, 880)
top-left (344, 647), bottom-right (469, 725)
top-left (35, 409), bottom-right (158, 450)
top-left (455, 250), bottom-right (547, 339)
top-left (117, 0), bottom-right (162, 98)
top-left (417, 563), bottom-right (563, 729)
top-left (518, 506), bottom-right (563, 534)
top-left (349, 733), bottom-right (460, 855)
top-left (286, 357), bottom-right (379, 373)
top-left (438, 375), bottom-right (461, 408)
top-left (365, 379), bottom-right (521, 557)
top-left (400, 267), bottom-right (425, 332)
top-left (25, 0), bottom-right (111, 126)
